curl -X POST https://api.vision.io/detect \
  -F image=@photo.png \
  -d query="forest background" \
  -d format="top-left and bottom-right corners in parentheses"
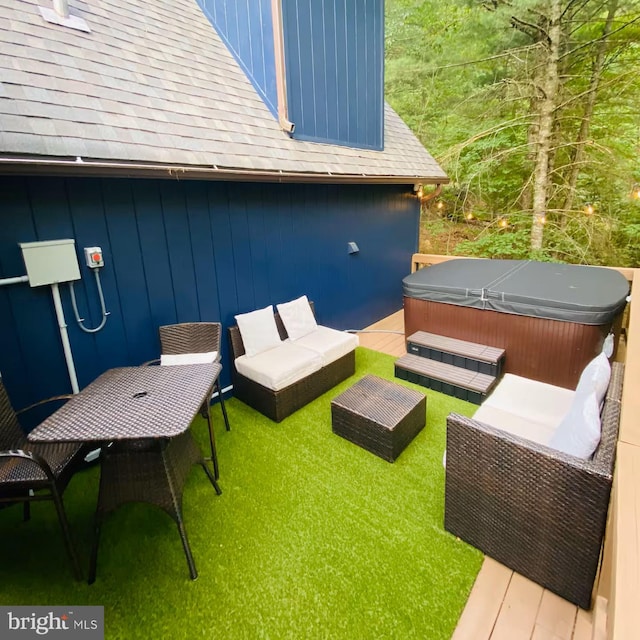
top-left (385, 0), bottom-right (640, 266)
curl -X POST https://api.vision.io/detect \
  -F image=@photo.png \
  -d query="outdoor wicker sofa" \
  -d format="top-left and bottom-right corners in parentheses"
top-left (444, 361), bottom-right (623, 610)
top-left (229, 302), bottom-right (357, 422)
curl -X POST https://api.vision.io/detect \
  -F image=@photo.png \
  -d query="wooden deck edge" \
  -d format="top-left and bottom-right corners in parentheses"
top-left (451, 557), bottom-right (512, 640)
top-left (593, 596), bottom-right (608, 640)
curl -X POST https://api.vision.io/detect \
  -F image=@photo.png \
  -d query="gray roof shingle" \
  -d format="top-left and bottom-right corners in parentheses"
top-left (0, 0), bottom-right (448, 183)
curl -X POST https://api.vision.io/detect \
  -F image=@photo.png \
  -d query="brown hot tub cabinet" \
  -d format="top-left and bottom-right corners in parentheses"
top-left (403, 259), bottom-right (629, 389)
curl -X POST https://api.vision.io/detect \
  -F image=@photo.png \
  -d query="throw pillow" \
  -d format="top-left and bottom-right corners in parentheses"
top-left (235, 305), bottom-right (282, 357)
top-left (602, 333), bottom-right (614, 358)
top-left (574, 352), bottom-right (611, 406)
top-left (160, 351), bottom-right (218, 366)
top-left (549, 390), bottom-right (601, 459)
top-left (276, 295), bottom-right (318, 340)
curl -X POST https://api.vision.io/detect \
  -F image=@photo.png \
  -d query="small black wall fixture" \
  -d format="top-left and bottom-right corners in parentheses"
top-left (347, 242), bottom-right (359, 255)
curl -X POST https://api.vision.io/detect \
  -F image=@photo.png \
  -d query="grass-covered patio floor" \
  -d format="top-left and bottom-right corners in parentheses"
top-left (0, 347), bottom-right (482, 639)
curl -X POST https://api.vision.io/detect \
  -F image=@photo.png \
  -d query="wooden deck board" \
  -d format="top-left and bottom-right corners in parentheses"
top-left (451, 557), bottom-right (511, 640)
top-left (491, 573), bottom-right (544, 640)
top-left (573, 609), bottom-right (594, 640)
top-left (362, 309), bottom-right (593, 640)
top-left (535, 590), bottom-right (577, 639)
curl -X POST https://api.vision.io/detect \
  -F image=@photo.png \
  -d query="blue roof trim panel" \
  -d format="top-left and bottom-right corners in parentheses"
top-left (283, 0), bottom-right (384, 150)
top-left (197, 0), bottom-right (278, 118)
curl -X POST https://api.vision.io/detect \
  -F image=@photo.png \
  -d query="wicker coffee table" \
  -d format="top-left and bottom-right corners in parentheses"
top-left (331, 375), bottom-right (426, 462)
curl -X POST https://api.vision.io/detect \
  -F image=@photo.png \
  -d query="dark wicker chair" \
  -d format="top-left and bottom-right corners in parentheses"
top-left (444, 361), bottom-right (624, 610)
top-left (0, 379), bottom-right (89, 580)
top-left (228, 302), bottom-right (356, 422)
top-left (157, 322), bottom-right (230, 433)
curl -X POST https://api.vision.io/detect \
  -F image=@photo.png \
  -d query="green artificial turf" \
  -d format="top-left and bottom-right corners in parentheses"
top-left (0, 347), bottom-right (483, 639)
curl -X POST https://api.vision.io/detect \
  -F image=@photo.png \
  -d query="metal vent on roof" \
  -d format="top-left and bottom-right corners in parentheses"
top-left (39, 0), bottom-right (91, 33)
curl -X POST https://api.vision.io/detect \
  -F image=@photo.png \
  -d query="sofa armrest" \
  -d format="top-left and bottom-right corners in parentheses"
top-left (445, 412), bottom-right (614, 609)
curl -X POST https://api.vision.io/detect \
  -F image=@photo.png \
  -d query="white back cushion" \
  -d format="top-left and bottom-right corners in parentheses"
top-left (574, 352), bottom-right (611, 405)
top-left (602, 333), bottom-right (614, 358)
top-left (549, 390), bottom-right (601, 459)
top-left (235, 305), bottom-right (282, 357)
top-left (160, 351), bottom-right (217, 366)
top-left (276, 295), bottom-right (318, 340)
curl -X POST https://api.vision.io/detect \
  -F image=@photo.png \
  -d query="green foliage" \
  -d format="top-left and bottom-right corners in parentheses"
top-left (386, 0), bottom-right (640, 266)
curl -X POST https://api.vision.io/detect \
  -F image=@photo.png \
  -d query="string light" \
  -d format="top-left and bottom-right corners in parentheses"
top-left (536, 215), bottom-right (546, 225)
top-left (436, 201), bottom-right (444, 211)
top-left (498, 218), bottom-right (508, 228)
top-left (465, 212), bottom-right (474, 220)
top-left (584, 203), bottom-right (594, 215)
top-left (632, 184), bottom-right (640, 200)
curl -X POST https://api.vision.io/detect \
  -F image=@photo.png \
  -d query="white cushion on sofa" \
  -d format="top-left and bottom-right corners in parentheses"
top-left (549, 390), bottom-right (601, 459)
top-left (574, 352), bottom-right (610, 406)
top-left (482, 374), bottom-right (575, 430)
top-left (235, 305), bottom-right (282, 357)
top-left (234, 342), bottom-right (323, 391)
top-left (160, 351), bottom-right (218, 366)
top-left (276, 295), bottom-right (318, 340)
top-left (292, 326), bottom-right (358, 366)
top-left (473, 403), bottom-right (556, 446)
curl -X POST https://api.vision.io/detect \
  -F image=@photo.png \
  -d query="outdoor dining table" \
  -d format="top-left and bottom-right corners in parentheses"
top-left (28, 363), bottom-right (223, 583)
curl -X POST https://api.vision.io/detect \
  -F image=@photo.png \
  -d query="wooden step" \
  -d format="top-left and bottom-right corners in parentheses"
top-left (395, 353), bottom-right (498, 405)
top-left (406, 331), bottom-right (505, 377)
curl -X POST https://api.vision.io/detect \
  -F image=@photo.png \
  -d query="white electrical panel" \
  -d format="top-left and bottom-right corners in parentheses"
top-left (84, 246), bottom-right (104, 268)
top-left (19, 239), bottom-right (81, 287)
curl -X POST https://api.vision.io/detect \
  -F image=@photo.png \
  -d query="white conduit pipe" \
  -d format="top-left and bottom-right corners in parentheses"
top-left (51, 283), bottom-right (79, 394)
top-left (0, 275), bottom-right (29, 286)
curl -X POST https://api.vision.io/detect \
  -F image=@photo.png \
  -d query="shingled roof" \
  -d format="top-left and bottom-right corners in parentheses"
top-left (0, 0), bottom-right (448, 185)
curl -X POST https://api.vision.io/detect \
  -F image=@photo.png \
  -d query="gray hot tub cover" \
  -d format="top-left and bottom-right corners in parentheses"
top-left (403, 259), bottom-right (629, 325)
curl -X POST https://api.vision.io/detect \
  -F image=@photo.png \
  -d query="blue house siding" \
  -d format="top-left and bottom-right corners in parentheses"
top-left (197, 0), bottom-right (278, 116)
top-left (0, 176), bottom-right (418, 414)
top-left (282, 0), bottom-right (384, 150)
top-left (197, 0), bottom-right (384, 150)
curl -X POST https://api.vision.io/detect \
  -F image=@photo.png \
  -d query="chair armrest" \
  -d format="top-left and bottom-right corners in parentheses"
top-left (0, 449), bottom-right (56, 482)
top-left (447, 412), bottom-right (612, 480)
top-left (16, 395), bottom-right (73, 416)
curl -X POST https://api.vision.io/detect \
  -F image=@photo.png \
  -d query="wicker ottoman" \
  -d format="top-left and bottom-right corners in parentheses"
top-left (331, 374), bottom-right (426, 462)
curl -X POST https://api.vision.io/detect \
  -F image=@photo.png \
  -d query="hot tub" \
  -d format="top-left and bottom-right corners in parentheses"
top-left (403, 259), bottom-right (629, 388)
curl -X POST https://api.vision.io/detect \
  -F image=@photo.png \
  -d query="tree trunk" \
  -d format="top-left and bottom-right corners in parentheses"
top-left (530, 0), bottom-right (562, 251)
top-left (562, 0), bottom-right (619, 215)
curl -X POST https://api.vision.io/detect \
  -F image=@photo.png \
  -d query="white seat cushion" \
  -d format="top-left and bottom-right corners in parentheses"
top-left (160, 351), bottom-right (218, 366)
top-left (234, 342), bottom-right (322, 391)
top-left (482, 373), bottom-right (575, 431)
top-left (473, 403), bottom-right (556, 447)
top-left (292, 326), bottom-right (358, 366)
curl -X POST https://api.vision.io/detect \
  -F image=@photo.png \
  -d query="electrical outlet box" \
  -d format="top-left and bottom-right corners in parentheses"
top-left (84, 246), bottom-right (104, 268)
top-left (19, 239), bottom-right (81, 287)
